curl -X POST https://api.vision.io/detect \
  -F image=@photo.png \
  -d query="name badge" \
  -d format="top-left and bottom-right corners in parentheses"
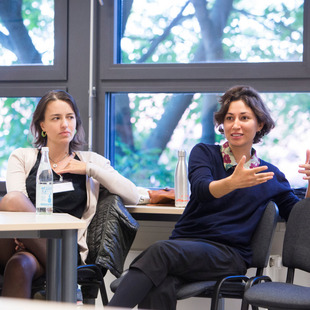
top-left (53, 181), bottom-right (74, 193)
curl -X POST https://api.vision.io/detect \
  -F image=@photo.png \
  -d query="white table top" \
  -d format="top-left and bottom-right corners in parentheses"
top-left (0, 297), bottom-right (97, 310)
top-left (0, 212), bottom-right (87, 231)
top-left (0, 297), bottom-right (128, 309)
top-left (126, 205), bottom-right (185, 214)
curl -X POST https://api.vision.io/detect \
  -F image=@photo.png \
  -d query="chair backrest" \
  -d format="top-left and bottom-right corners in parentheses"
top-left (282, 198), bottom-right (310, 273)
top-left (250, 201), bottom-right (279, 271)
top-left (86, 186), bottom-right (139, 278)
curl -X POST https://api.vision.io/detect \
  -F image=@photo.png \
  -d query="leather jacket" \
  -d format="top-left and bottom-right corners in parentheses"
top-left (85, 187), bottom-right (139, 277)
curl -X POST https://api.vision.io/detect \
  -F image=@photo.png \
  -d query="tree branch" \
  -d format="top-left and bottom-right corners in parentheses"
top-left (0, 32), bottom-right (13, 51)
top-left (190, 0), bottom-right (233, 60)
top-left (138, 1), bottom-right (191, 63)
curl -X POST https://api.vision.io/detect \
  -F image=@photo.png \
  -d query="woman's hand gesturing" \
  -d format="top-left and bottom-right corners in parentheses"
top-left (209, 156), bottom-right (274, 198)
top-left (230, 155), bottom-right (274, 190)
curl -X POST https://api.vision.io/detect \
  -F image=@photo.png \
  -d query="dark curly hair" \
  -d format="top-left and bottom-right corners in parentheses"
top-left (30, 90), bottom-right (86, 152)
top-left (214, 85), bottom-right (275, 144)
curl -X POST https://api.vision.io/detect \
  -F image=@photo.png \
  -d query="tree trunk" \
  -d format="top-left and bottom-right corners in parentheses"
top-left (114, 94), bottom-right (135, 150)
top-left (0, 0), bottom-right (42, 64)
top-left (143, 0), bottom-right (234, 154)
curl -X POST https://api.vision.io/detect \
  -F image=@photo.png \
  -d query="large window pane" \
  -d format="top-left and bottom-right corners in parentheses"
top-left (0, 97), bottom-right (37, 180)
top-left (111, 92), bottom-right (309, 189)
top-left (119, 0), bottom-right (303, 64)
top-left (0, 0), bottom-right (54, 66)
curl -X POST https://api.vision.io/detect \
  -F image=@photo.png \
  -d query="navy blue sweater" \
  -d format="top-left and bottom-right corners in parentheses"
top-left (170, 143), bottom-right (299, 266)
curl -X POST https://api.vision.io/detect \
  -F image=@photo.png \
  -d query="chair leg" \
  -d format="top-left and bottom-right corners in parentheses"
top-left (81, 285), bottom-right (98, 304)
top-left (218, 298), bottom-right (224, 310)
top-left (240, 298), bottom-right (249, 310)
top-left (100, 282), bottom-right (109, 305)
top-left (211, 296), bottom-right (224, 310)
top-left (240, 298), bottom-right (259, 310)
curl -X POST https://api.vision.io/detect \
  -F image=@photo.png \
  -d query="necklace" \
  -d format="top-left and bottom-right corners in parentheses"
top-left (49, 153), bottom-right (69, 168)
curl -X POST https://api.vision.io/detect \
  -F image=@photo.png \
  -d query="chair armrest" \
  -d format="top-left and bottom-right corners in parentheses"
top-left (211, 275), bottom-right (250, 310)
top-left (213, 274), bottom-right (249, 298)
top-left (244, 275), bottom-right (272, 291)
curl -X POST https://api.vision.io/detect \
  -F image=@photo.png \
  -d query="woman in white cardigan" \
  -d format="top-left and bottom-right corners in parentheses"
top-left (0, 90), bottom-right (139, 298)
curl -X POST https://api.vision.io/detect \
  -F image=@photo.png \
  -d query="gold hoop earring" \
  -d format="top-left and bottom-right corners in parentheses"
top-left (41, 131), bottom-right (47, 138)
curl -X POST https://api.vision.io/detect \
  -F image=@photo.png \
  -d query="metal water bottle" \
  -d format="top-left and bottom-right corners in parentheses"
top-left (36, 147), bottom-right (53, 214)
top-left (174, 150), bottom-right (189, 207)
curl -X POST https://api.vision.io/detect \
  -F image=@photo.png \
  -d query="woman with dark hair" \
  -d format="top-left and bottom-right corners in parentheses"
top-left (30, 90), bottom-right (86, 152)
top-left (0, 90), bottom-right (139, 298)
top-left (108, 85), bottom-right (310, 310)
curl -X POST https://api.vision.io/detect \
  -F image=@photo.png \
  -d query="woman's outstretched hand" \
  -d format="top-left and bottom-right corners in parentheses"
top-left (230, 155), bottom-right (274, 189)
top-left (209, 156), bottom-right (274, 198)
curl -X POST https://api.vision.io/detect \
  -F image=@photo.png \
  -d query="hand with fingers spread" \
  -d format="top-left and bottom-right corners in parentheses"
top-left (209, 155), bottom-right (274, 198)
top-left (230, 155), bottom-right (274, 190)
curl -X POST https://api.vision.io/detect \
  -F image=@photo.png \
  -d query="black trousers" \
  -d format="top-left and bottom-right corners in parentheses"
top-left (131, 239), bottom-right (247, 310)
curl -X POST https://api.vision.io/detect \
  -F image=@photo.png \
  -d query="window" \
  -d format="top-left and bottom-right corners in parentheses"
top-left (0, 0), bottom-right (55, 66)
top-left (0, 97), bottom-right (38, 180)
top-left (119, 0), bottom-right (303, 64)
top-left (0, 0), bottom-right (67, 81)
top-left (101, 0), bottom-right (309, 80)
top-left (99, 0), bottom-right (310, 191)
top-left (109, 92), bottom-right (310, 189)
top-left (0, 0), bottom-right (91, 188)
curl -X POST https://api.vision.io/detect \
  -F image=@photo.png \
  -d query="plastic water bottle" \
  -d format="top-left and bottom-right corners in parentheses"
top-left (36, 147), bottom-right (53, 214)
top-left (174, 150), bottom-right (189, 207)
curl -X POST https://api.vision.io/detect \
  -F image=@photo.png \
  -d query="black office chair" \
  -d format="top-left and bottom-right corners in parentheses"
top-left (111, 201), bottom-right (279, 310)
top-left (241, 198), bottom-right (310, 310)
top-left (77, 187), bottom-right (139, 305)
top-left (77, 263), bottom-right (108, 305)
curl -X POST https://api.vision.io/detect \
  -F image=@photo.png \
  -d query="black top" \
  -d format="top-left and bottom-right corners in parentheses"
top-left (26, 152), bottom-right (87, 218)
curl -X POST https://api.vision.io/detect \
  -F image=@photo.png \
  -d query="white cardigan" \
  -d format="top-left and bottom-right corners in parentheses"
top-left (6, 148), bottom-right (139, 262)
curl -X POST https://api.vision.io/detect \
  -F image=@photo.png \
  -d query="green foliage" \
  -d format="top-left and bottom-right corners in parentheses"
top-left (0, 97), bottom-right (36, 178)
top-left (114, 89), bottom-right (310, 188)
top-left (22, 0), bottom-right (42, 30)
top-left (223, 1), bottom-right (303, 62)
top-left (115, 139), bottom-right (175, 188)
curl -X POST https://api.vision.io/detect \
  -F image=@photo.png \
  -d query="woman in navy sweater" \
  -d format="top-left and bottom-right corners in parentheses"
top-left (109, 85), bottom-right (310, 310)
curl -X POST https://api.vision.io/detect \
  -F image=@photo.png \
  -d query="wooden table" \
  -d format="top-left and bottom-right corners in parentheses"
top-left (0, 212), bottom-right (86, 303)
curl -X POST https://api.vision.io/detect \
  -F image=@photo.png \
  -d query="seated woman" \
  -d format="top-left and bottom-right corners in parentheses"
top-left (0, 90), bottom-right (139, 298)
top-left (108, 85), bottom-right (310, 310)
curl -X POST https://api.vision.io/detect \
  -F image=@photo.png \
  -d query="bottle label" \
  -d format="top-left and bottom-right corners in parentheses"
top-left (175, 195), bottom-right (189, 207)
top-left (37, 183), bottom-right (53, 208)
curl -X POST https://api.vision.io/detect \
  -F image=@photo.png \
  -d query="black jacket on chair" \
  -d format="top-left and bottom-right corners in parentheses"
top-left (85, 187), bottom-right (139, 278)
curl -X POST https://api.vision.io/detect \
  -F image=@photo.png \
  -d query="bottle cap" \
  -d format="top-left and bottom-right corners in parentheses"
top-left (178, 150), bottom-right (186, 156)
